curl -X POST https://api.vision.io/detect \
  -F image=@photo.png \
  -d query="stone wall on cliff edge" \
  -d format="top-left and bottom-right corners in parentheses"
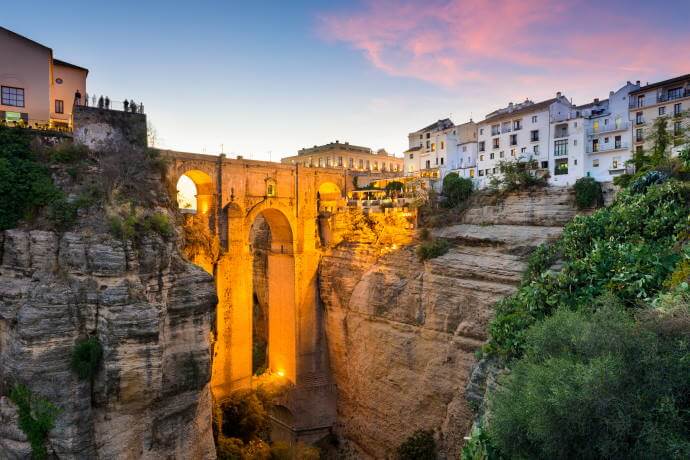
top-left (318, 186), bottom-right (579, 459)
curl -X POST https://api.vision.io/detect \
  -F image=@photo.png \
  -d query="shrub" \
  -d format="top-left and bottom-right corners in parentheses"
top-left (630, 170), bottom-right (670, 194)
top-left (216, 437), bottom-right (244, 460)
top-left (109, 211), bottom-right (173, 240)
top-left (522, 242), bottom-right (559, 284)
top-left (385, 180), bottom-right (405, 193)
top-left (0, 125), bottom-right (61, 230)
top-left (573, 177), bottom-right (602, 209)
top-left (396, 429), bottom-right (437, 460)
top-left (416, 238), bottom-right (450, 261)
top-left (461, 426), bottom-right (497, 460)
top-left (490, 158), bottom-right (548, 192)
top-left (71, 337), bottom-right (103, 380)
top-left (442, 173), bottom-right (473, 207)
top-left (487, 305), bottom-right (690, 459)
top-left (9, 384), bottom-right (61, 460)
top-left (48, 142), bottom-right (89, 164)
top-left (143, 212), bottom-right (173, 237)
top-left (217, 390), bottom-right (270, 443)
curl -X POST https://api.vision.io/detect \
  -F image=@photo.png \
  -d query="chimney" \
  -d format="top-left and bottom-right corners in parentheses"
top-left (557, 91), bottom-right (562, 98)
top-left (636, 80), bottom-right (641, 86)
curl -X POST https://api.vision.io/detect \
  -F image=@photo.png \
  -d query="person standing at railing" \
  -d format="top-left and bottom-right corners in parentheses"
top-left (123, 99), bottom-right (129, 112)
top-left (98, 96), bottom-right (104, 109)
top-left (74, 90), bottom-right (82, 107)
top-left (105, 96), bottom-right (110, 110)
top-left (84, 92), bottom-right (89, 107)
top-left (130, 101), bottom-right (137, 113)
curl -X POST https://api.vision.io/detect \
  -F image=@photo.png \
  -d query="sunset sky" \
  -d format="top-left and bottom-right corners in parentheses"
top-left (5, 0), bottom-right (690, 159)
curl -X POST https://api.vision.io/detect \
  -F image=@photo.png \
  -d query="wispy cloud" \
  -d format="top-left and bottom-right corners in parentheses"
top-left (317, 0), bottom-right (690, 99)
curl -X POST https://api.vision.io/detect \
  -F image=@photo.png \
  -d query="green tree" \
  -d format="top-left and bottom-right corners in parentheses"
top-left (442, 172), bottom-right (473, 207)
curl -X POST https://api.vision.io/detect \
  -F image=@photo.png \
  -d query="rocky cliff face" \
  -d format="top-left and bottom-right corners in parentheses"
top-left (319, 187), bottom-right (578, 458)
top-left (0, 228), bottom-right (216, 459)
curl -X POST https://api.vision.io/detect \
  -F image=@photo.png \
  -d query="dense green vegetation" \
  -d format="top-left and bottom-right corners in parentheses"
top-left (108, 210), bottom-right (173, 240)
top-left (490, 158), bottom-right (548, 192)
top-left (416, 237), bottom-right (450, 261)
top-left (71, 337), bottom-right (103, 380)
top-left (442, 172), bottom-right (473, 207)
top-left (396, 429), bottom-right (437, 460)
top-left (9, 384), bottom-right (61, 460)
top-left (464, 147), bottom-right (690, 458)
top-left (573, 176), bottom-right (603, 209)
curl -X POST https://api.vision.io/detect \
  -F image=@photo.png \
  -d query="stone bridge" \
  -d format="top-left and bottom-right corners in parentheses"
top-left (161, 150), bottom-right (351, 440)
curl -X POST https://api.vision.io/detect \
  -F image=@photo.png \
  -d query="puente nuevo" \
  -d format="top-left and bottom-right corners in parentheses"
top-left (162, 150), bottom-right (352, 439)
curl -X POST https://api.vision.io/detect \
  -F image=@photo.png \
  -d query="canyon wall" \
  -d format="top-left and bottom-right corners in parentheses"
top-left (0, 227), bottom-right (217, 459)
top-left (319, 188), bottom-right (579, 458)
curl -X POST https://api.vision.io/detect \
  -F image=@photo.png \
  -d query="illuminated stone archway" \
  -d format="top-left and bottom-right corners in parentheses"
top-left (176, 169), bottom-right (214, 215)
top-left (317, 181), bottom-right (343, 213)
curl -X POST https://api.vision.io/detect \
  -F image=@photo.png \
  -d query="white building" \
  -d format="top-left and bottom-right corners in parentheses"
top-left (629, 74), bottom-right (690, 159)
top-left (404, 118), bottom-right (456, 180)
top-left (446, 120), bottom-right (478, 180)
top-left (476, 93), bottom-right (573, 188)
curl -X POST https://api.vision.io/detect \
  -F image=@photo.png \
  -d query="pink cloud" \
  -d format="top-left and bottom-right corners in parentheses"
top-left (317, 0), bottom-right (690, 99)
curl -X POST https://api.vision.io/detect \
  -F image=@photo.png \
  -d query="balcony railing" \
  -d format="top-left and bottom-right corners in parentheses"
top-left (657, 89), bottom-right (690, 103)
top-left (554, 131), bottom-right (569, 139)
top-left (586, 142), bottom-right (629, 154)
top-left (587, 121), bottom-right (630, 136)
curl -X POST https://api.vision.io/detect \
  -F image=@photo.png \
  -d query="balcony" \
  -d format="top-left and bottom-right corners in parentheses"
top-left (587, 121), bottom-right (630, 136)
top-left (657, 89), bottom-right (690, 103)
top-left (586, 142), bottom-right (629, 154)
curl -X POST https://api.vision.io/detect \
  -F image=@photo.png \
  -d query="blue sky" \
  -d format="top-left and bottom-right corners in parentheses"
top-left (4, 1), bottom-right (689, 159)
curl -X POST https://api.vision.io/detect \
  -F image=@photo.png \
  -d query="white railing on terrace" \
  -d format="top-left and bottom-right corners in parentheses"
top-left (587, 121), bottom-right (630, 135)
top-left (75, 97), bottom-right (145, 114)
top-left (586, 142), bottom-right (629, 154)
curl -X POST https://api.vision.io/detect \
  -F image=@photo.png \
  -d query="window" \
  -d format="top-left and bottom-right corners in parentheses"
top-left (532, 115), bottom-right (538, 123)
top-left (612, 158), bottom-right (620, 169)
top-left (530, 130), bottom-right (539, 142)
top-left (499, 151), bottom-right (504, 158)
top-left (659, 106), bottom-right (666, 116)
top-left (510, 134), bottom-right (517, 145)
top-left (419, 134), bottom-right (423, 139)
top-left (431, 143), bottom-right (436, 151)
top-left (426, 132), bottom-right (430, 139)
top-left (409, 153), bottom-right (414, 159)
top-left (593, 159), bottom-right (600, 167)
top-left (491, 124), bottom-right (500, 135)
top-left (408, 164), bottom-right (414, 173)
top-left (470, 169), bottom-right (475, 177)
top-left (554, 158), bottom-right (568, 175)
top-left (358, 159), bottom-right (364, 169)
top-left (1, 86), bottom-right (25, 107)
top-left (318, 157), bottom-right (324, 167)
top-left (574, 159), bottom-right (578, 165)
top-left (267, 183), bottom-right (275, 197)
top-left (426, 140), bottom-right (430, 148)
top-left (478, 141), bottom-right (485, 152)
top-left (55, 99), bottom-right (64, 114)
top-left (554, 139), bottom-right (568, 157)
top-left (592, 139), bottom-right (599, 153)
top-left (425, 160), bottom-right (431, 169)
top-left (574, 139), bottom-right (578, 146)
top-left (674, 103), bottom-right (682, 116)
top-left (636, 128), bottom-right (643, 142)
top-left (637, 95), bottom-right (645, 108)
top-left (636, 111), bottom-right (644, 124)
top-left (521, 147), bottom-right (526, 153)
top-left (373, 161), bottom-right (378, 170)
top-left (349, 158), bottom-right (354, 168)
top-left (435, 157), bottom-right (438, 165)
top-left (366, 160), bottom-right (370, 170)
top-left (593, 120), bottom-right (599, 133)
top-left (440, 157), bottom-right (444, 165)
top-left (668, 87), bottom-right (683, 100)
top-left (479, 154), bottom-right (484, 161)
top-left (462, 145), bottom-right (467, 152)
top-left (479, 128), bottom-right (484, 135)
top-left (326, 157), bottom-right (332, 167)
top-left (510, 149), bottom-right (516, 157)
top-left (541, 161), bottom-right (548, 169)
top-left (492, 167), bottom-right (497, 174)
top-left (604, 137), bottom-right (609, 144)
top-left (513, 119), bottom-right (522, 130)
top-left (478, 169), bottom-right (485, 176)
top-left (533, 144), bottom-right (539, 154)
top-left (492, 138), bottom-right (499, 149)
top-left (338, 156), bottom-right (343, 166)
top-left (674, 121), bottom-right (682, 136)
top-left (485, 169), bottom-right (490, 175)
top-left (490, 152), bottom-right (495, 160)
top-left (440, 141), bottom-right (445, 150)
top-left (615, 135), bottom-right (622, 149)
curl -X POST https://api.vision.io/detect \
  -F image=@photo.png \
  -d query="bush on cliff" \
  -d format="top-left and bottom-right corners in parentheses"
top-left (573, 176), bottom-right (602, 209)
top-left (9, 384), bottom-right (61, 460)
top-left (71, 337), bottom-right (103, 380)
top-left (396, 429), bottom-right (437, 460)
top-left (442, 172), bottom-right (473, 207)
top-left (487, 303), bottom-right (690, 459)
top-left (416, 238), bottom-right (449, 261)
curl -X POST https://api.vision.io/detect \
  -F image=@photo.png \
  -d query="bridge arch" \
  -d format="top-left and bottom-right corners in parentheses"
top-left (176, 169), bottom-right (214, 215)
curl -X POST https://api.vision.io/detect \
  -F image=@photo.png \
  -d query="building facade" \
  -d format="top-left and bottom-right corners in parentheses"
top-left (281, 141), bottom-right (403, 174)
top-left (475, 93), bottom-right (573, 188)
top-left (0, 27), bottom-right (88, 128)
top-left (629, 74), bottom-right (690, 159)
top-left (446, 120), bottom-right (478, 179)
top-left (404, 118), bottom-right (456, 179)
